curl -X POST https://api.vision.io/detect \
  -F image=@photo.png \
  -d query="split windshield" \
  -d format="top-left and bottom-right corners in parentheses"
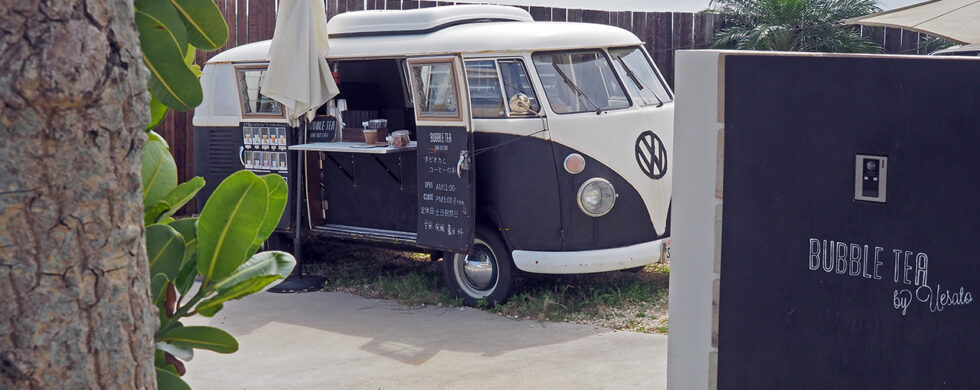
top-left (532, 50), bottom-right (629, 114)
top-left (608, 46), bottom-right (672, 106)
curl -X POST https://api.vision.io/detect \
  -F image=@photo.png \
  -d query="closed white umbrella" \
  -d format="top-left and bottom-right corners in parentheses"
top-left (261, 0), bottom-right (340, 125)
top-left (845, 0), bottom-right (980, 44)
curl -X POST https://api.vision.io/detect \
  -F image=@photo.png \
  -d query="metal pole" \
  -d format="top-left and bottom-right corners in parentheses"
top-left (293, 140), bottom-right (304, 278)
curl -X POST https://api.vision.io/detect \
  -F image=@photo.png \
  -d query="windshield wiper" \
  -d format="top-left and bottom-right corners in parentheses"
top-left (617, 55), bottom-right (663, 107)
top-left (551, 63), bottom-right (602, 115)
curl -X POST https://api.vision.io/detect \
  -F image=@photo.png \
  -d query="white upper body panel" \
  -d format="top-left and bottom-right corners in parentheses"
top-left (207, 19), bottom-right (642, 64)
top-left (327, 4), bottom-right (533, 36)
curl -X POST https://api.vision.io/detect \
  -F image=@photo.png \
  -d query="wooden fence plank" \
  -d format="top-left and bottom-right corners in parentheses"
top-left (235, 0), bottom-right (246, 46)
top-left (550, 7), bottom-right (567, 21)
top-left (673, 12), bottom-right (694, 51)
top-left (617, 11), bottom-right (631, 30)
top-left (583, 9), bottom-right (607, 24)
top-left (861, 25), bottom-right (885, 50)
top-left (884, 27), bottom-right (902, 54)
top-left (251, 0), bottom-right (277, 42)
top-left (694, 12), bottom-right (718, 49)
top-left (327, 0), bottom-right (338, 19)
top-left (900, 29), bottom-right (919, 55)
top-left (631, 12), bottom-right (648, 52)
top-left (529, 6), bottom-right (551, 21)
top-left (649, 12), bottom-right (673, 87)
top-left (220, 0), bottom-right (238, 53)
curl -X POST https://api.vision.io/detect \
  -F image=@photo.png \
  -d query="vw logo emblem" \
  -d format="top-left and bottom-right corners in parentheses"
top-left (635, 131), bottom-right (668, 179)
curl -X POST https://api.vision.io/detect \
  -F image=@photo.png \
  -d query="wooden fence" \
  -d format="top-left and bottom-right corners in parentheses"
top-left (159, 0), bottom-right (928, 212)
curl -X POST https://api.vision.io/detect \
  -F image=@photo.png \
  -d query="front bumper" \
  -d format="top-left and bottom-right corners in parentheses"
top-left (512, 238), bottom-right (669, 274)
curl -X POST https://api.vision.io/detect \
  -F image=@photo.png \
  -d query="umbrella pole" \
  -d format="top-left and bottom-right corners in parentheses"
top-left (269, 119), bottom-right (326, 293)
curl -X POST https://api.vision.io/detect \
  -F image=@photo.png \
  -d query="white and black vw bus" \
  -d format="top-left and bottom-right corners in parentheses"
top-left (193, 5), bottom-right (674, 304)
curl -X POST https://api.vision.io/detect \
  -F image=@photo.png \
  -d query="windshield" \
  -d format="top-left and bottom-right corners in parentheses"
top-left (609, 46), bottom-right (672, 106)
top-left (532, 50), bottom-right (629, 114)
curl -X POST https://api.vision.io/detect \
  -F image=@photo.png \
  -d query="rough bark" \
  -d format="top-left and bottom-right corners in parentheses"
top-left (0, 0), bottom-right (156, 389)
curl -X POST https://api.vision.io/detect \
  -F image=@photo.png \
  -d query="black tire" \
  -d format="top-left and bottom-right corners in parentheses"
top-left (443, 225), bottom-right (514, 306)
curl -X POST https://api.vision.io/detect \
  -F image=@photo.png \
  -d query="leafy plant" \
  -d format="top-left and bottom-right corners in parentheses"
top-left (709, 0), bottom-right (882, 53)
top-left (134, 0), bottom-right (225, 128)
top-left (142, 134), bottom-right (295, 389)
top-left (917, 35), bottom-right (956, 55)
top-left (134, 2), bottom-right (284, 388)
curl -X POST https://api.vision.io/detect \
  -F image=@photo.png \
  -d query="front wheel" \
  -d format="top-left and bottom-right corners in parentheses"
top-left (443, 226), bottom-right (514, 306)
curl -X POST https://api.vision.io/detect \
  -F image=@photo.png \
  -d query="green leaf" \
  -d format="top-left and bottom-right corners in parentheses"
top-left (144, 200), bottom-right (172, 226)
top-left (184, 44), bottom-right (202, 78)
top-left (156, 341), bottom-right (193, 361)
top-left (142, 133), bottom-right (178, 207)
top-left (148, 92), bottom-right (170, 131)
top-left (170, 218), bottom-right (200, 296)
top-left (197, 302), bottom-right (223, 317)
top-left (159, 177), bottom-right (205, 222)
top-left (156, 367), bottom-right (191, 390)
top-left (169, 217), bottom-right (199, 264)
top-left (170, 0), bottom-right (229, 51)
top-left (147, 224), bottom-right (185, 282)
top-left (154, 350), bottom-right (179, 375)
top-left (151, 273), bottom-right (170, 307)
top-left (158, 325), bottom-right (239, 354)
top-left (174, 256), bottom-right (199, 297)
top-left (134, 0), bottom-right (188, 55)
top-left (211, 251), bottom-right (296, 293)
top-left (197, 171), bottom-right (269, 281)
top-left (137, 9), bottom-right (203, 110)
top-left (247, 175), bottom-right (289, 259)
top-left (195, 274), bottom-right (280, 317)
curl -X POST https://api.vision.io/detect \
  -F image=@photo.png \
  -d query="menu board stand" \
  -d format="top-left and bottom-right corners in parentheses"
top-left (416, 125), bottom-right (475, 254)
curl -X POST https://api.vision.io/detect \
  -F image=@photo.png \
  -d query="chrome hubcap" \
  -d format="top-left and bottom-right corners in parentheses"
top-left (457, 242), bottom-right (497, 292)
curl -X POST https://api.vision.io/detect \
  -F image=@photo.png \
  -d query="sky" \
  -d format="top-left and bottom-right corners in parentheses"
top-left (451, 0), bottom-right (924, 13)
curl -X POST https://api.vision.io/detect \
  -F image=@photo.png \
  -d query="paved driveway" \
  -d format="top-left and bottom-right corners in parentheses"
top-left (183, 291), bottom-right (667, 389)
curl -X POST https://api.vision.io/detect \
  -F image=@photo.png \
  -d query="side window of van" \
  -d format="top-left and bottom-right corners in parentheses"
top-left (409, 62), bottom-right (460, 118)
top-left (464, 61), bottom-right (505, 118)
top-left (498, 60), bottom-right (540, 116)
top-left (235, 67), bottom-right (283, 116)
top-left (608, 46), bottom-right (672, 106)
top-left (532, 50), bottom-right (629, 114)
top-left (464, 59), bottom-right (540, 118)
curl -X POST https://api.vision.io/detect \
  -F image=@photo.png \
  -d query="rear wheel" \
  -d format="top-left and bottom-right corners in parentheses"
top-left (443, 226), bottom-right (513, 306)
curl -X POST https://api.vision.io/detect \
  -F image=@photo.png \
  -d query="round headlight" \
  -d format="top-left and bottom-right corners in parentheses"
top-left (577, 178), bottom-right (617, 217)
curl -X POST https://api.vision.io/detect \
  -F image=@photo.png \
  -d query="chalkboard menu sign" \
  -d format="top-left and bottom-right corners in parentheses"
top-left (416, 126), bottom-right (474, 253)
top-left (307, 115), bottom-right (337, 142)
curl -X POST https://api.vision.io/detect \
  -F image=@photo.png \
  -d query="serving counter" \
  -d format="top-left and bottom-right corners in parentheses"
top-left (290, 141), bottom-right (419, 244)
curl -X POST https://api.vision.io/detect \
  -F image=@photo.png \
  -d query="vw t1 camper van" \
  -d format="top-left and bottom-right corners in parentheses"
top-left (193, 5), bottom-right (674, 304)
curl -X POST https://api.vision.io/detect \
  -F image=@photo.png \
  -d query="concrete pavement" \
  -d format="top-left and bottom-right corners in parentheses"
top-left (182, 291), bottom-right (667, 389)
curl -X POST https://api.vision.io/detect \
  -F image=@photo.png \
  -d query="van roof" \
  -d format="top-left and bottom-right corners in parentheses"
top-left (328, 5), bottom-right (533, 37)
top-left (207, 6), bottom-right (643, 64)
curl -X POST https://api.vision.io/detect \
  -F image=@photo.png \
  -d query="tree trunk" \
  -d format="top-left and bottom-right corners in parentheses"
top-left (0, 1), bottom-right (155, 389)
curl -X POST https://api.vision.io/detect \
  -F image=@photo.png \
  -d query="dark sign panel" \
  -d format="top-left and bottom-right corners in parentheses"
top-left (719, 55), bottom-right (980, 389)
top-left (416, 125), bottom-right (474, 253)
top-left (307, 115), bottom-right (337, 142)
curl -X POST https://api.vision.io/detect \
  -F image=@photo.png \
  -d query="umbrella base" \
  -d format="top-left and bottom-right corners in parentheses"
top-left (268, 275), bottom-right (326, 293)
